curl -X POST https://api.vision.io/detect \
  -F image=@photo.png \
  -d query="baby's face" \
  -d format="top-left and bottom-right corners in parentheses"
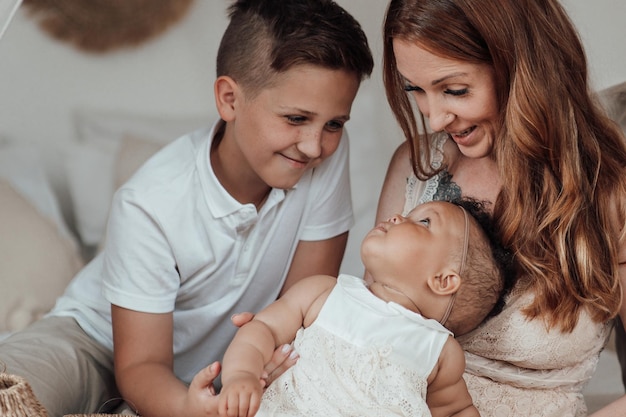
top-left (361, 201), bottom-right (467, 288)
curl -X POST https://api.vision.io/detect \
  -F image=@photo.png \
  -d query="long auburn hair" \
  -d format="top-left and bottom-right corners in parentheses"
top-left (383, 0), bottom-right (626, 332)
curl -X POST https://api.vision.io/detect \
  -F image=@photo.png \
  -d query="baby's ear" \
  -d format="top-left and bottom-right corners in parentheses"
top-left (214, 75), bottom-right (240, 122)
top-left (427, 271), bottom-right (461, 296)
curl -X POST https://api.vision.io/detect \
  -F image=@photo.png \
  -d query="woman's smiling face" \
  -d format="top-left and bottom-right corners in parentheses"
top-left (393, 38), bottom-right (499, 159)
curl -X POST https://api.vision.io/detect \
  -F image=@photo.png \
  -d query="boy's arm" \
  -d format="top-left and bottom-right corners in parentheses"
top-left (427, 337), bottom-right (480, 417)
top-left (219, 275), bottom-right (336, 417)
top-left (280, 232), bottom-right (348, 295)
top-left (112, 306), bottom-right (221, 417)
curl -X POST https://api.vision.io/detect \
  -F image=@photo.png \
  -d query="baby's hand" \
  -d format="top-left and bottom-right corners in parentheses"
top-left (218, 372), bottom-right (265, 417)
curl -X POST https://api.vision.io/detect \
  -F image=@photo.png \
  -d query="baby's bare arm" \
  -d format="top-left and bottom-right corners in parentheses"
top-left (219, 275), bottom-right (336, 416)
top-left (219, 319), bottom-right (277, 417)
top-left (427, 337), bottom-right (480, 417)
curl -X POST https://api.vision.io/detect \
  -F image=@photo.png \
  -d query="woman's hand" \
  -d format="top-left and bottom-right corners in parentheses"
top-left (231, 312), bottom-right (299, 385)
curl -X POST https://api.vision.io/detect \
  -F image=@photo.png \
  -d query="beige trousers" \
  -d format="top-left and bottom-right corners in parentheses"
top-left (0, 316), bottom-right (122, 417)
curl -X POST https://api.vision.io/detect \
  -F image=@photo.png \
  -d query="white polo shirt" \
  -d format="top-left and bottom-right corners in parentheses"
top-left (50, 121), bottom-right (353, 383)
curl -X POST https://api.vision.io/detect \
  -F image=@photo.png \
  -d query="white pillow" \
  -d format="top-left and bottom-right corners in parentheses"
top-left (0, 143), bottom-right (77, 245)
top-left (65, 142), bottom-right (116, 246)
top-left (66, 109), bottom-right (211, 247)
top-left (75, 108), bottom-right (209, 149)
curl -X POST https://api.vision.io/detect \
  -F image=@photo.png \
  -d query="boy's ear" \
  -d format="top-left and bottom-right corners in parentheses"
top-left (214, 75), bottom-right (240, 122)
top-left (427, 271), bottom-right (461, 296)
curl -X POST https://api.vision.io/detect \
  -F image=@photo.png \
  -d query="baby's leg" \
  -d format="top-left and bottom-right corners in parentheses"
top-left (0, 316), bottom-right (120, 417)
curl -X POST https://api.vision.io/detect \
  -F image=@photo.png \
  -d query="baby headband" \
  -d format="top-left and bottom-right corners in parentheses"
top-left (439, 205), bottom-right (469, 326)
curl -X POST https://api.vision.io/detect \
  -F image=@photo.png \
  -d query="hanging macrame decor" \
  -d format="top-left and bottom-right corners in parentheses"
top-left (22, 0), bottom-right (195, 53)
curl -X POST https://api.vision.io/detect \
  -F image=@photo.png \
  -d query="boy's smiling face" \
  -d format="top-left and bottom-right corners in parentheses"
top-left (215, 64), bottom-right (360, 192)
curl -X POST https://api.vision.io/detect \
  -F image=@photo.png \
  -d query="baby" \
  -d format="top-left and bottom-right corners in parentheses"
top-left (219, 199), bottom-right (511, 417)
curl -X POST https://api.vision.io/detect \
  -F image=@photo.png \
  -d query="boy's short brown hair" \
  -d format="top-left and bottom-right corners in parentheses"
top-left (216, 0), bottom-right (374, 98)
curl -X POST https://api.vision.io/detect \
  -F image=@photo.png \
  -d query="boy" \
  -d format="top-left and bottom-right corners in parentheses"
top-left (219, 200), bottom-right (512, 417)
top-left (0, 1), bottom-right (373, 416)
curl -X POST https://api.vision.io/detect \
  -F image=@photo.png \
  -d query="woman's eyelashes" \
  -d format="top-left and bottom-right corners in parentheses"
top-left (444, 88), bottom-right (468, 96)
top-left (404, 84), bottom-right (422, 93)
top-left (403, 84), bottom-right (469, 97)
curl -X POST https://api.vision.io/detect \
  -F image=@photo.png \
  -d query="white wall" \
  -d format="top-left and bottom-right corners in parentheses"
top-left (561, 0), bottom-right (626, 91)
top-left (0, 0), bottom-right (624, 276)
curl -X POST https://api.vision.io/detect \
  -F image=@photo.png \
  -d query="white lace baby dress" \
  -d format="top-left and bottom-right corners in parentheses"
top-left (256, 274), bottom-right (452, 417)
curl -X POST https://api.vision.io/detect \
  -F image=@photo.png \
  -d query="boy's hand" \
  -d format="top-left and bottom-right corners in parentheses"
top-left (184, 362), bottom-right (222, 416)
top-left (231, 313), bottom-right (299, 384)
top-left (219, 372), bottom-right (264, 417)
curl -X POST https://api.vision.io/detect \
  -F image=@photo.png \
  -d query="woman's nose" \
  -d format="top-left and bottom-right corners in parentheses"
top-left (428, 105), bottom-right (454, 132)
top-left (419, 96), bottom-right (453, 132)
top-left (429, 114), bottom-right (452, 132)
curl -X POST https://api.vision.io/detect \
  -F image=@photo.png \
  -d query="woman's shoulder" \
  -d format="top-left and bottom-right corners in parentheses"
top-left (390, 140), bottom-right (411, 165)
top-left (388, 132), bottom-right (454, 171)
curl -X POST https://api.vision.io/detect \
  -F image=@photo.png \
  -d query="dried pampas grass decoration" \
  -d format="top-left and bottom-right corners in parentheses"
top-left (22, 0), bottom-right (195, 53)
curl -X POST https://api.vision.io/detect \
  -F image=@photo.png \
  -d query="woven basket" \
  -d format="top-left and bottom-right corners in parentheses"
top-left (0, 373), bottom-right (48, 417)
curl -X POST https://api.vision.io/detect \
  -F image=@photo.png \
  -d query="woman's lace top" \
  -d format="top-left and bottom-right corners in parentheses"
top-left (403, 134), bottom-right (612, 416)
top-left (402, 133), bottom-right (448, 216)
top-left (458, 289), bottom-right (610, 417)
top-left (257, 274), bottom-right (452, 417)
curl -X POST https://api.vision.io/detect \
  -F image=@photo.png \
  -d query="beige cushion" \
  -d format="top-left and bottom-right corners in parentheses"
top-left (94, 135), bottom-right (165, 254)
top-left (598, 81), bottom-right (626, 133)
top-left (0, 180), bottom-right (84, 333)
top-left (114, 134), bottom-right (164, 190)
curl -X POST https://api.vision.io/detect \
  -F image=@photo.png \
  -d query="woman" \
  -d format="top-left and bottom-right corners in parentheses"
top-left (377, 0), bottom-right (626, 415)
